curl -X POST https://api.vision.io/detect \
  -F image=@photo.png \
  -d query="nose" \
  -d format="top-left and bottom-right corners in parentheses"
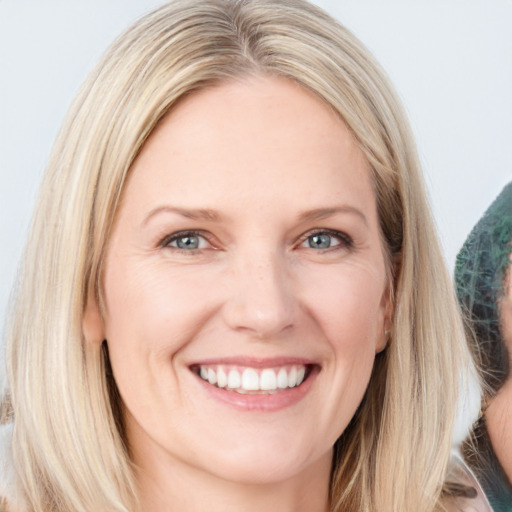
top-left (222, 251), bottom-right (296, 339)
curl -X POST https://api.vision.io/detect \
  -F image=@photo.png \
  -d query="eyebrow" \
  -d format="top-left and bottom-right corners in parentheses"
top-left (142, 205), bottom-right (367, 227)
top-left (142, 206), bottom-right (222, 226)
top-left (298, 206), bottom-right (368, 226)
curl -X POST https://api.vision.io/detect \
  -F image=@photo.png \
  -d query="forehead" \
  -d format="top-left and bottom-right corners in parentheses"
top-left (124, 75), bottom-right (376, 222)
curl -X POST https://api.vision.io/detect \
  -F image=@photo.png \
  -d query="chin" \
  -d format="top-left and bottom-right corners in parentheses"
top-left (201, 450), bottom-right (327, 486)
top-left (187, 432), bottom-right (333, 486)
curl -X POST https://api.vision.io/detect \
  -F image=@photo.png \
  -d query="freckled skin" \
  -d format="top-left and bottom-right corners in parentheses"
top-left (85, 76), bottom-right (392, 512)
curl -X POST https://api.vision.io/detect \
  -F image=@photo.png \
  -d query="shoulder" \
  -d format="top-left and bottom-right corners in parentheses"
top-left (444, 496), bottom-right (494, 512)
top-left (0, 424), bottom-right (13, 512)
top-left (1, 496), bottom-right (11, 512)
top-left (444, 451), bottom-right (494, 512)
top-left (444, 494), bottom-right (494, 512)
top-left (0, 424), bottom-right (12, 494)
top-left (0, 424), bottom-right (26, 512)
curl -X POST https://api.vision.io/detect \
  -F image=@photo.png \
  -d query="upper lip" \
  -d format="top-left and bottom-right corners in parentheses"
top-left (188, 356), bottom-right (317, 369)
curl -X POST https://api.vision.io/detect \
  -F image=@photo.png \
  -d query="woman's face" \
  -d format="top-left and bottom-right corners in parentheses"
top-left (86, 76), bottom-right (392, 488)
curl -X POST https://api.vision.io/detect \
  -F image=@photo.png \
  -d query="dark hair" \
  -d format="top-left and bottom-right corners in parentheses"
top-left (455, 182), bottom-right (512, 392)
top-left (455, 182), bottom-right (512, 507)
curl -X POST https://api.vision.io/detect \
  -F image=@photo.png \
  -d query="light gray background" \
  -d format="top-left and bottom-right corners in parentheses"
top-left (1, 1), bottom-right (511, 433)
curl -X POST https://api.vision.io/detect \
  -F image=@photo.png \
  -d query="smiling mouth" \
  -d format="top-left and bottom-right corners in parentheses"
top-left (191, 364), bottom-right (314, 394)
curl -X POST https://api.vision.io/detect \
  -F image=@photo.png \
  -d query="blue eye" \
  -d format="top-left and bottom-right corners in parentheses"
top-left (162, 231), bottom-right (208, 251)
top-left (301, 230), bottom-right (350, 251)
top-left (308, 233), bottom-right (334, 249)
top-left (174, 235), bottom-right (200, 249)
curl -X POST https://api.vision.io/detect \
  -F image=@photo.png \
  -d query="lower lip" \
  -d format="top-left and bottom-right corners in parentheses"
top-left (193, 368), bottom-right (318, 412)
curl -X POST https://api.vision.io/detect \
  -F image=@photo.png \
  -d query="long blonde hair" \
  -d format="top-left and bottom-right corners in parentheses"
top-left (4, 1), bottom-right (470, 510)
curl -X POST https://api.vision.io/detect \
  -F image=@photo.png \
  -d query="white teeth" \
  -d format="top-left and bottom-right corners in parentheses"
top-left (227, 369), bottom-right (241, 389)
top-left (207, 368), bottom-right (217, 386)
top-left (288, 366), bottom-right (298, 387)
top-left (197, 364), bottom-right (308, 393)
top-left (217, 367), bottom-right (227, 388)
top-left (296, 366), bottom-right (306, 386)
top-left (241, 368), bottom-right (259, 391)
top-left (277, 368), bottom-right (288, 389)
top-left (260, 369), bottom-right (277, 391)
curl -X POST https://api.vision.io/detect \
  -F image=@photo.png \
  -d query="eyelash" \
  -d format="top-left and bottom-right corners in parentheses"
top-left (159, 230), bottom-right (212, 254)
top-left (158, 228), bottom-right (354, 254)
top-left (298, 229), bottom-right (354, 252)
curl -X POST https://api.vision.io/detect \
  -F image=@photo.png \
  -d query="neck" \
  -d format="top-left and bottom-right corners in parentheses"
top-left (133, 448), bottom-right (332, 512)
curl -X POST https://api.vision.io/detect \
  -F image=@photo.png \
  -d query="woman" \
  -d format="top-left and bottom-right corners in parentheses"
top-left (456, 182), bottom-right (512, 511)
top-left (0, 1), bottom-right (476, 511)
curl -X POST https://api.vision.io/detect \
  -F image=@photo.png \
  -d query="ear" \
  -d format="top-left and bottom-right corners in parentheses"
top-left (82, 293), bottom-right (105, 346)
top-left (375, 278), bottom-right (395, 354)
top-left (376, 252), bottom-right (400, 353)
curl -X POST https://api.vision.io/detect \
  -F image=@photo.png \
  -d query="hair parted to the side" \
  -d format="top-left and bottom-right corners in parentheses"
top-left (4, 1), bottom-right (471, 511)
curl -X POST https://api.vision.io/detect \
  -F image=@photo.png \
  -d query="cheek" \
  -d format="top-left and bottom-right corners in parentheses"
top-left (101, 261), bottom-right (223, 404)
top-left (300, 264), bottom-right (386, 415)
top-left (302, 263), bottom-right (387, 350)
top-left (302, 268), bottom-right (383, 444)
top-left (103, 261), bottom-right (218, 345)
top-left (101, 262), bottom-right (222, 414)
